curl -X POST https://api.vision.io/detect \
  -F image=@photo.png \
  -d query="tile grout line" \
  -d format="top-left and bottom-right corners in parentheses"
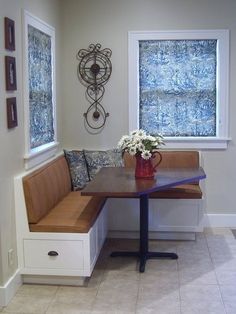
top-left (43, 285), bottom-right (60, 314)
top-left (89, 268), bottom-right (107, 313)
top-left (176, 243), bottom-right (183, 314)
top-left (134, 263), bottom-right (141, 314)
top-left (204, 232), bottom-right (227, 314)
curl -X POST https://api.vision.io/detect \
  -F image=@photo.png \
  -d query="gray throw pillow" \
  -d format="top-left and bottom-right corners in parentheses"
top-left (83, 149), bottom-right (124, 180)
top-left (64, 150), bottom-right (89, 190)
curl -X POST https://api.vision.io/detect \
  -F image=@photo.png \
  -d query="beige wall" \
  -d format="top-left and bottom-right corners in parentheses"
top-left (60, 0), bottom-right (236, 216)
top-left (0, 0), bottom-right (62, 286)
top-left (0, 0), bottom-right (236, 289)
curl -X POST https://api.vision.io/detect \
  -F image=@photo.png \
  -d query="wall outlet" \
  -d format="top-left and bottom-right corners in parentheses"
top-left (8, 249), bottom-right (14, 266)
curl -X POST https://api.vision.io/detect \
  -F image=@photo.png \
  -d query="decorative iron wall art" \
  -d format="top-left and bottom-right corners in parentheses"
top-left (77, 43), bottom-right (112, 130)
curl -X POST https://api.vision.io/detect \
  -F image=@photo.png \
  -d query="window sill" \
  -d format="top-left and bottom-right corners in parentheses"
top-left (163, 137), bottom-right (231, 150)
top-left (24, 142), bottom-right (59, 169)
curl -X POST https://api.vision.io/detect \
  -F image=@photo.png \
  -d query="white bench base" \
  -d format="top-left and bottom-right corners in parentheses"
top-left (14, 174), bottom-right (108, 281)
top-left (107, 198), bottom-right (204, 240)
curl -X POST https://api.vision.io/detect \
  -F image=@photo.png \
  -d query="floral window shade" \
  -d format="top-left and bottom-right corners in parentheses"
top-left (139, 39), bottom-right (217, 137)
top-left (28, 25), bottom-right (54, 149)
top-left (23, 10), bottom-right (57, 169)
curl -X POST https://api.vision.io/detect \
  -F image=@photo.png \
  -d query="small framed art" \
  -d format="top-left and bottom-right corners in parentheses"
top-left (5, 56), bottom-right (17, 91)
top-left (5, 17), bottom-right (15, 51)
top-left (6, 97), bottom-right (18, 128)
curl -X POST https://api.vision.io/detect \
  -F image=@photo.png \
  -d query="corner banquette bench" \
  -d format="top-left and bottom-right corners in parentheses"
top-left (14, 155), bottom-right (108, 284)
top-left (14, 150), bottom-right (203, 284)
top-left (23, 156), bottom-right (106, 233)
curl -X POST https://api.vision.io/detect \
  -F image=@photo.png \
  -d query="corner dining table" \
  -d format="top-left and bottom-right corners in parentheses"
top-left (81, 167), bottom-right (206, 272)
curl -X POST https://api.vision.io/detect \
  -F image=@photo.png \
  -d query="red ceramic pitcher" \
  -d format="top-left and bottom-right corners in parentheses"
top-left (135, 151), bottom-right (162, 179)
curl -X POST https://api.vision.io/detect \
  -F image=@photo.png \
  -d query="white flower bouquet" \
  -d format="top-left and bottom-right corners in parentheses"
top-left (117, 129), bottom-right (164, 160)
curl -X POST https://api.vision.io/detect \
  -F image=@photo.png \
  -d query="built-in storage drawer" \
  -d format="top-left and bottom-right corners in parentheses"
top-left (24, 240), bottom-right (84, 269)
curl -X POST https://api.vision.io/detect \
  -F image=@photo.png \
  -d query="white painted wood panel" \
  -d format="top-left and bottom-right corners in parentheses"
top-left (107, 198), bottom-right (204, 235)
top-left (23, 239), bottom-right (84, 270)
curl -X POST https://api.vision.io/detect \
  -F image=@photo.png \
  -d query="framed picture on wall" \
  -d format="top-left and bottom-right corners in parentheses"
top-left (5, 56), bottom-right (17, 90)
top-left (6, 97), bottom-right (18, 128)
top-left (5, 17), bottom-right (15, 51)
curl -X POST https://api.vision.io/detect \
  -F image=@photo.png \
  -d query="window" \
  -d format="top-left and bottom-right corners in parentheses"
top-left (129, 30), bottom-right (230, 149)
top-left (23, 11), bottom-right (58, 168)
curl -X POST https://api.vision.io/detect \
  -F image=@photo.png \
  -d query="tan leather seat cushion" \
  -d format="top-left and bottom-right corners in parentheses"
top-left (23, 156), bottom-right (72, 223)
top-left (29, 191), bottom-right (106, 233)
top-left (149, 184), bottom-right (202, 199)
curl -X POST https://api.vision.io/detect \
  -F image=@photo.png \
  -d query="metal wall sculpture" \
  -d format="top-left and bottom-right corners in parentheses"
top-left (77, 43), bottom-right (112, 130)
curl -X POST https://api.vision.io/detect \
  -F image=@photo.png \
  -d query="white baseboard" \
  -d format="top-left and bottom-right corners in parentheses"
top-left (204, 213), bottom-right (236, 228)
top-left (108, 214), bottom-right (236, 240)
top-left (108, 214), bottom-right (236, 241)
top-left (108, 230), bottom-right (196, 240)
top-left (22, 275), bottom-right (85, 286)
top-left (0, 269), bottom-right (22, 307)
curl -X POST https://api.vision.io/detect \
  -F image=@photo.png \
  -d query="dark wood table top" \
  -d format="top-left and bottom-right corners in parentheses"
top-left (81, 167), bottom-right (206, 197)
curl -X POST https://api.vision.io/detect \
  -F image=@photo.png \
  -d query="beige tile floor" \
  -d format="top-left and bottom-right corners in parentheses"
top-left (1, 228), bottom-right (236, 314)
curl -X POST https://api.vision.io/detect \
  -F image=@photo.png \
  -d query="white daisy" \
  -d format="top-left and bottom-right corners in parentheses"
top-left (146, 135), bottom-right (156, 142)
top-left (117, 135), bottom-right (130, 149)
top-left (141, 150), bottom-right (152, 160)
top-left (137, 143), bottom-right (145, 152)
top-left (129, 146), bottom-right (137, 156)
top-left (117, 129), bottom-right (164, 160)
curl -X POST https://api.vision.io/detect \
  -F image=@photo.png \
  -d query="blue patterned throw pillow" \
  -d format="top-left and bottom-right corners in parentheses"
top-left (84, 149), bottom-right (124, 180)
top-left (64, 150), bottom-right (89, 190)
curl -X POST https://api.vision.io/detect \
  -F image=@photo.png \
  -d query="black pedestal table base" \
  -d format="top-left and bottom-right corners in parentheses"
top-left (110, 194), bottom-right (178, 272)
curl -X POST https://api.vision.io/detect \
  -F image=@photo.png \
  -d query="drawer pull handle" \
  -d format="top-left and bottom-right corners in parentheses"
top-left (48, 251), bottom-right (58, 256)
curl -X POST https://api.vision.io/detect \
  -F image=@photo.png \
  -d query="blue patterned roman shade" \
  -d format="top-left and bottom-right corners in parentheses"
top-left (28, 25), bottom-right (54, 149)
top-left (139, 40), bottom-right (217, 137)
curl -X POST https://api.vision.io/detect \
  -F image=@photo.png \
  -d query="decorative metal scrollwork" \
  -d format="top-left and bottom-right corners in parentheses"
top-left (77, 43), bottom-right (112, 130)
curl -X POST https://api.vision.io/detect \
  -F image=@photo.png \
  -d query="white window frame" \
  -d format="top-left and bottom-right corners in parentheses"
top-left (128, 30), bottom-right (230, 149)
top-left (22, 10), bottom-right (58, 169)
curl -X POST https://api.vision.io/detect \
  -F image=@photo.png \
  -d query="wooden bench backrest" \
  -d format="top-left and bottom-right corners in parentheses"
top-left (23, 156), bottom-right (71, 224)
top-left (124, 151), bottom-right (200, 169)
